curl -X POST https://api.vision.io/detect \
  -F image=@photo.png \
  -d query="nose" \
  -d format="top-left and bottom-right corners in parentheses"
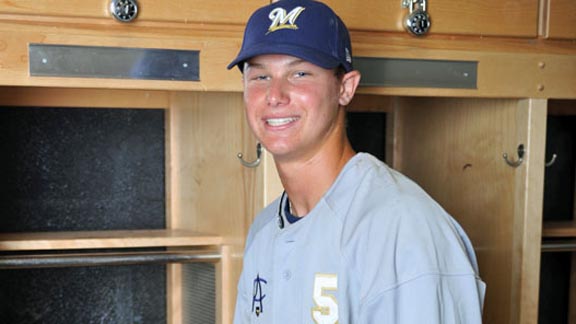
top-left (266, 78), bottom-right (288, 107)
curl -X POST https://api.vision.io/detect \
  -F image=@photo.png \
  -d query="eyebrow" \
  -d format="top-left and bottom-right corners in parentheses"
top-left (244, 61), bottom-right (263, 70)
top-left (245, 57), bottom-right (310, 70)
top-left (286, 58), bottom-right (308, 67)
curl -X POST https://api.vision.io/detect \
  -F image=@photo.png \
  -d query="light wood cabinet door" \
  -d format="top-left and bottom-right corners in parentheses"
top-left (544, 0), bottom-right (576, 39)
top-left (0, 0), bottom-right (266, 25)
top-left (395, 97), bottom-right (546, 324)
top-left (323, 0), bottom-right (539, 37)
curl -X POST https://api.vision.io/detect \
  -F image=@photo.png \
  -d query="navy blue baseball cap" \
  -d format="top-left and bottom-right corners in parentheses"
top-left (227, 0), bottom-right (353, 72)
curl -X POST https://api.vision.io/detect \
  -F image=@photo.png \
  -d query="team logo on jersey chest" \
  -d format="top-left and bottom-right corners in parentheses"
top-left (252, 273), bottom-right (268, 317)
top-left (267, 6), bottom-right (306, 34)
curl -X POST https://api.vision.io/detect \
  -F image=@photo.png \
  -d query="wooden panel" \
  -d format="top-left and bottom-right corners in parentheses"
top-left (320, 0), bottom-right (401, 33)
top-left (354, 38), bottom-right (576, 99)
top-left (545, 0), bottom-right (576, 39)
top-left (168, 92), bottom-right (261, 322)
top-left (0, 18), bottom-right (574, 97)
top-left (168, 91), bottom-right (255, 243)
top-left (168, 264), bottom-right (183, 324)
top-left (0, 87), bottom-right (169, 108)
top-left (0, 229), bottom-right (221, 251)
top-left (347, 94), bottom-right (396, 113)
top-left (0, 22), bottom-right (244, 92)
top-left (323, 0), bottom-right (538, 37)
top-left (0, 0), bottom-right (265, 25)
top-left (262, 151), bottom-right (284, 207)
top-left (548, 99), bottom-right (576, 115)
top-left (397, 97), bottom-right (546, 324)
top-left (514, 99), bottom-right (547, 324)
top-left (543, 221), bottom-right (576, 237)
top-left (217, 245), bottom-right (234, 324)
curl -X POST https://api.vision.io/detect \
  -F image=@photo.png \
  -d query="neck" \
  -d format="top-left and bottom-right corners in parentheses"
top-left (276, 135), bottom-right (355, 217)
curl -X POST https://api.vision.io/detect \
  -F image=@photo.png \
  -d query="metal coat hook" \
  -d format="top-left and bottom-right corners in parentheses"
top-left (545, 153), bottom-right (557, 167)
top-left (503, 144), bottom-right (525, 168)
top-left (237, 143), bottom-right (262, 168)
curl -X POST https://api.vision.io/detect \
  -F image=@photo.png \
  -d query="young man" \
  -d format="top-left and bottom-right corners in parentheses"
top-left (227, 0), bottom-right (486, 323)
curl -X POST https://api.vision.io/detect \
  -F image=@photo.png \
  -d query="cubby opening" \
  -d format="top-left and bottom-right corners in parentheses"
top-left (0, 106), bottom-right (166, 233)
top-left (540, 99), bottom-right (576, 324)
top-left (0, 94), bottom-right (223, 324)
top-left (347, 111), bottom-right (387, 162)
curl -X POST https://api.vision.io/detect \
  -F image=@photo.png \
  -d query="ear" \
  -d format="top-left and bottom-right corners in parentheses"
top-left (338, 70), bottom-right (361, 106)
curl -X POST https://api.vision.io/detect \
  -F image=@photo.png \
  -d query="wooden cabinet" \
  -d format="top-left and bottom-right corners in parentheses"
top-left (0, 2), bottom-right (265, 323)
top-left (0, 88), bottom-right (259, 324)
top-left (543, 0), bottom-right (576, 39)
top-left (0, 0), bottom-right (265, 25)
top-left (345, 96), bottom-right (545, 324)
top-left (263, 90), bottom-right (572, 324)
top-left (0, 0), bottom-right (268, 91)
top-left (322, 0), bottom-right (539, 37)
top-left (312, 77), bottom-right (574, 324)
top-left (324, 0), bottom-right (576, 40)
top-left (0, 0), bottom-right (574, 323)
top-left (345, 98), bottom-right (576, 324)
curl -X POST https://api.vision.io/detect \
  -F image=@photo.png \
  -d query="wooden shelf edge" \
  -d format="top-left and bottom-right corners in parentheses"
top-left (0, 229), bottom-right (223, 251)
top-left (542, 220), bottom-right (576, 238)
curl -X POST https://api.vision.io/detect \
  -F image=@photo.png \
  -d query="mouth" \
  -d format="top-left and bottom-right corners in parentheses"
top-left (265, 117), bottom-right (299, 127)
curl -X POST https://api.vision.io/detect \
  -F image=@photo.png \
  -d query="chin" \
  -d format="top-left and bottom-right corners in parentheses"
top-left (261, 142), bottom-right (293, 157)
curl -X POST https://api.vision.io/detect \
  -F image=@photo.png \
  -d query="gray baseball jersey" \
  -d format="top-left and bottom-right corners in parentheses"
top-left (234, 153), bottom-right (485, 323)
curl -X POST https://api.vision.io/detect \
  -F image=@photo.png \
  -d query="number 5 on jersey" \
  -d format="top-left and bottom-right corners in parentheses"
top-left (312, 274), bottom-right (338, 324)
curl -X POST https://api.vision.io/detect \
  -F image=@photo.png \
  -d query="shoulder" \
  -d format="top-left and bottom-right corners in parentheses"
top-left (337, 154), bottom-right (463, 235)
top-left (243, 196), bottom-right (280, 251)
top-left (336, 155), bottom-right (480, 282)
top-left (331, 153), bottom-right (445, 227)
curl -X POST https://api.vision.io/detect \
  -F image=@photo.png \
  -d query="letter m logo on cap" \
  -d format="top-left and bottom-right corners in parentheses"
top-left (267, 6), bottom-right (306, 34)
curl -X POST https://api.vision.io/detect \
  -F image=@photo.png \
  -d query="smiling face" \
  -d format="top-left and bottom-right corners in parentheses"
top-left (242, 54), bottom-right (359, 163)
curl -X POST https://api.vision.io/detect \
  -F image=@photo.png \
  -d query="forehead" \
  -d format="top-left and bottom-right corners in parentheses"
top-left (245, 54), bottom-right (322, 70)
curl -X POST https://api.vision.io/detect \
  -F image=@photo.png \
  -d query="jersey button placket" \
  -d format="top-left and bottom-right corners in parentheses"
top-left (280, 235), bottom-right (296, 283)
top-left (272, 235), bottom-right (291, 317)
top-left (282, 269), bottom-right (292, 281)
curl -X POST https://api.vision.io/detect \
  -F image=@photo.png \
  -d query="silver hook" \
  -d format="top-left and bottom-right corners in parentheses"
top-left (545, 153), bottom-right (557, 167)
top-left (503, 144), bottom-right (525, 168)
top-left (237, 143), bottom-right (262, 168)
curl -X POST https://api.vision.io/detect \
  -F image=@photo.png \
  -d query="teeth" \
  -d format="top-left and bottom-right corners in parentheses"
top-left (266, 117), bottom-right (298, 126)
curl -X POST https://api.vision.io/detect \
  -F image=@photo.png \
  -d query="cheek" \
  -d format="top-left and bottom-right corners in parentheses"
top-left (308, 84), bottom-right (340, 113)
top-left (243, 87), bottom-right (255, 106)
top-left (295, 84), bottom-right (331, 106)
top-left (243, 91), bottom-right (262, 130)
top-left (243, 84), bottom-right (266, 107)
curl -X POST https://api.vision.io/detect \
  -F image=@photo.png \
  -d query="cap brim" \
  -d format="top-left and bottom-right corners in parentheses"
top-left (227, 43), bottom-right (342, 71)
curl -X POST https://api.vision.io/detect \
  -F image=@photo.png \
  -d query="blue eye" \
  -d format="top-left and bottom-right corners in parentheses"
top-left (295, 71), bottom-right (309, 78)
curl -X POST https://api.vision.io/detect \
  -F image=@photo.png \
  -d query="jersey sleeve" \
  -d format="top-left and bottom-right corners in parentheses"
top-left (359, 273), bottom-right (486, 324)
